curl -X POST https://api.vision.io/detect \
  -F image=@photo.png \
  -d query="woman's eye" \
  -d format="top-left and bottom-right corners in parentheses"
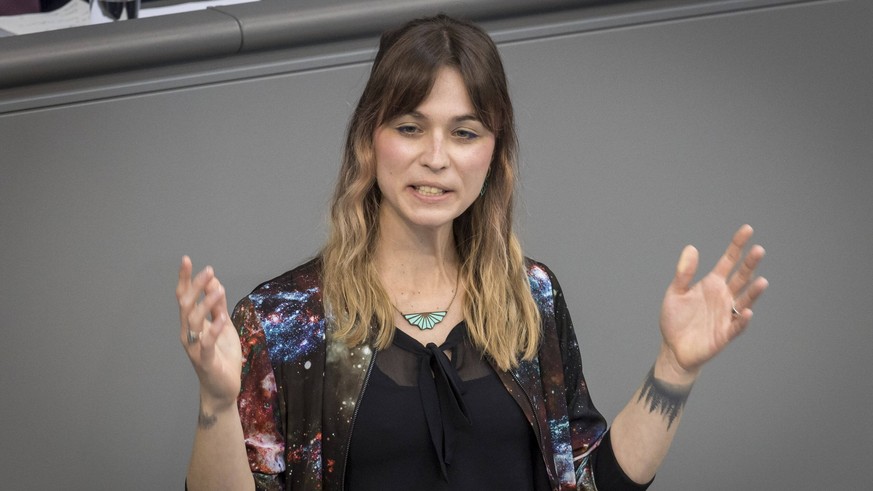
top-left (455, 129), bottom-right (479, 140)
top-left (396, 125), bottom-right (420, 135)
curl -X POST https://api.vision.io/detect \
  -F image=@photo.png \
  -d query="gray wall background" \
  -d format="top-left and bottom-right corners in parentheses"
top-left (1, 0), bottom-right (871, 489)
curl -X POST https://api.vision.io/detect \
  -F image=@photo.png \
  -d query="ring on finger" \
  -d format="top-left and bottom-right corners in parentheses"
top-left (731, 303), bottom-right (741, 319)
top-left (187, 329), bottom-right (201, 344)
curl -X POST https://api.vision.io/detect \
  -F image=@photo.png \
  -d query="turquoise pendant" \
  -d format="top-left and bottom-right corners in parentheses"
top-left (403, 311), bottom-right (447, 330)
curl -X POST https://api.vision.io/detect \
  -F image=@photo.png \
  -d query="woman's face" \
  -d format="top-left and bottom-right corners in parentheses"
top-left (373, 67), bottom-right (495, 235)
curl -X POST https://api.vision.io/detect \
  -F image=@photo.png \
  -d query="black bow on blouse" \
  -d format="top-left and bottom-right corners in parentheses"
top-left (393, 324), bottom-right (473, 480)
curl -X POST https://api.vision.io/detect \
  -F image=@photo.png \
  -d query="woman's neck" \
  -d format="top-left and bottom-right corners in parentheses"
top-left (374, 219), bottom-right (460, 296)
top-left (374, 215), bottom-right (466, 343)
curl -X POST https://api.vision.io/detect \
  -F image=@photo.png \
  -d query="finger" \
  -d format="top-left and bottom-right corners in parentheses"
top-left (735, 276), bottom-right (769, 313)
top-left (188, 287), bottom-right (222, 335)
top-left (209, 312), bottom-right (232, 346)
top-left (712, 224), bottom-right (754, 279)
top-left (176, 256), bottom-right (195, 324)
top-left (670, 245), bottom-right (699, 294)
top-left (202, 274), bottom-right (231, 327)
top-left (181, 266), bottom-right (214, 316)
top-left (727, 278), bottom-right (767, 341)
top-left (198, 311), bottom-right (227, 367)
top-left (204, 276), bottom-right (224, 307)
top-left (726, 310), bottom-right (752, 343)
top-left (727, 245), bottom-right (765, 295)
top-left (179, 265), bottom-right (214, 346)
top-left (176, 255), bottom-right (193, 300)
top-left (730, 278), bottom-right (767, 344)
top-left (205, 275), bottom-right (221, 293)
top-left (208, 283), bottom-right (230, 327)
top-left (194, 265), bottom-right (215, 291)
top-left (177, 256), bottom-right (195, 344)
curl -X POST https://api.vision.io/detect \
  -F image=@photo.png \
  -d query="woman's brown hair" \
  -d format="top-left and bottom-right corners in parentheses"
top-left (321, 14), bottom-right (540, 370)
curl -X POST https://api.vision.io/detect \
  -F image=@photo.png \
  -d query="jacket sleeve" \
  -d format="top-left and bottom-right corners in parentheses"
top-left (233, 297), bottom-right (287, 491)
top-left (590, 431), bottom-right (654, 490)
top-left (541, 267), bottom-right (606, 489)
top-left (547, 268), bottom-right (652, 491)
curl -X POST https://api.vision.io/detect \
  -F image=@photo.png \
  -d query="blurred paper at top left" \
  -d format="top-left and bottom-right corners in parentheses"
top-left (0, 0), bottom-right (89, 35)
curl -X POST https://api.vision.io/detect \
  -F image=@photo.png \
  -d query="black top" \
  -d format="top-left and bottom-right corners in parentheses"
top-left (346, 322), bottom-right (551, 490)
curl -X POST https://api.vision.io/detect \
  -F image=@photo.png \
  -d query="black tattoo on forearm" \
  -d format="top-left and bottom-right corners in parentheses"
top-left (637, 366), bottom-right (693, 429)
top-left (198, 402), bottom-right (217, 430)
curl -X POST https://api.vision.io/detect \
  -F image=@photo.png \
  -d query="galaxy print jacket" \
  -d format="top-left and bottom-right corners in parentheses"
top-left (232, 257), bottom-right (608, 491)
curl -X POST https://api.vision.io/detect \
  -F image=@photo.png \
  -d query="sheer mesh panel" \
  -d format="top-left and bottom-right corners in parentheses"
top-left (374, 323), bottom-right (494, 386)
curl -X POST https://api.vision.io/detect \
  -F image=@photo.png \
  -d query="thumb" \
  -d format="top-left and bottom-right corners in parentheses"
top-left (670, 245), bottom-right (698, 294)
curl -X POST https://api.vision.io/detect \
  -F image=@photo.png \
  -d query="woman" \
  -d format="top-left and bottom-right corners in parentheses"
top-left (177, 14), bottom-right (767, 491)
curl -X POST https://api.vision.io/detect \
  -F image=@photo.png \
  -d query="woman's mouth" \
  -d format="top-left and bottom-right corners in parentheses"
top-left (414, 185), bottom-right (446, 197)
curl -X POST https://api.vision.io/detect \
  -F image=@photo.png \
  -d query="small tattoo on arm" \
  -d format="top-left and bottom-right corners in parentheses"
top-left (637, 366), bottom-right (692, 429)
top-left (198, 403), bottom-right (217, 430)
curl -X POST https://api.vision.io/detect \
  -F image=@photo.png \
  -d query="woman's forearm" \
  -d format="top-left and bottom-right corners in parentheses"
top-left (608, 344), bottom-right (699, 484)
top-left (186, 396), bottom-right (255, 491)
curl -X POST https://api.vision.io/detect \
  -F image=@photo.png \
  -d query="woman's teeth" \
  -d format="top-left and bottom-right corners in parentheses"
top-left (416, 185), bottom-right (445, 196)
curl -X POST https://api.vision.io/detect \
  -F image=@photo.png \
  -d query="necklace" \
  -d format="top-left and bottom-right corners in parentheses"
top-left (392, 270), bottom-right (460, 330)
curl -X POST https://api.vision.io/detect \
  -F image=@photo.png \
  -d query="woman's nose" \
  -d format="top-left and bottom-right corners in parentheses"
top-left (421, 134), bottom-right (449, 170)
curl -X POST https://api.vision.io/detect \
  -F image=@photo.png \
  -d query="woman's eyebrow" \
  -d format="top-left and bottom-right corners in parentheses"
top-left (401, 111), bottom-right (481, 124)
top-left (453, 114), bottom-right (481, 124)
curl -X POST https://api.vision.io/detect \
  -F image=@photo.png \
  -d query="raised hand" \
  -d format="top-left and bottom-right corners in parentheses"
top-left (177, 256), bottom-right (243, 410)
top-left (659, 225), bottom-right (769, 375)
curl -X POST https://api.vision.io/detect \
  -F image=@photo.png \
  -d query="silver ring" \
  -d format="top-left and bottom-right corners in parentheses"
top-left (731, 304), bottom-right (741, 319)
top-left (186, 329), bottom-right (201, 344)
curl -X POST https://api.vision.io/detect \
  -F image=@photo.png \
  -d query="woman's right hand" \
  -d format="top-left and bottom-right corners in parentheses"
top-left (177, 256), bottom-right (243, 410)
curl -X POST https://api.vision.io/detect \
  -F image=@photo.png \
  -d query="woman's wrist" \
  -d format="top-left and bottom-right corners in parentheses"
top-left (653, 343), bottom-right (700, 387)
top-left (198, 389), bottom-right (239, 419)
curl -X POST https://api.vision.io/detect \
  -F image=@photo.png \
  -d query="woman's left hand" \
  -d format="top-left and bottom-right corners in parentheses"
top-left (659, 224), bottom-right (769, 376)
